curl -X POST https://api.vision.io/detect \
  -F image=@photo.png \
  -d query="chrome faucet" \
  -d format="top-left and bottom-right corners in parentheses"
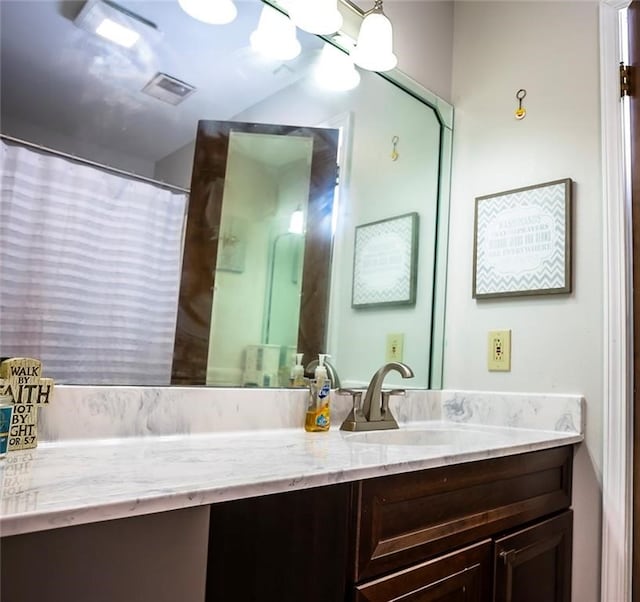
top-left (339, 362), bottom-right (414, 431)
top-left (305, 358), bottom-right (341, 388)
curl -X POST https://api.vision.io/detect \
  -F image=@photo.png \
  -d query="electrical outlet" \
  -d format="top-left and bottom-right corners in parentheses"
top-left (488, 330), bottom-right (511, 371)
top-left (386, 333), bottom-right (404, 362)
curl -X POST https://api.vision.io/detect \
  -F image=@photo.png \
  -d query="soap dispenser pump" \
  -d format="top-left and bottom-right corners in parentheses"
top-left (304, 354), bottom-right (331, 432)
top-left (290, 353), bottom-right (306, 387)
top-left (314, 354), bottom-right (329, 382)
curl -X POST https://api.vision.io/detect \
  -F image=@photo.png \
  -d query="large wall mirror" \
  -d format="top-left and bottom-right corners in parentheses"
top-left (0, 0), bottom-right (453, 389)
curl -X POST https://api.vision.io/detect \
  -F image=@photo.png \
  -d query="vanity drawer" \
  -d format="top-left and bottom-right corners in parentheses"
top-left (354, 539), bottom-right (493, 602)
top-left (352, 445), bottom-right (573, 582)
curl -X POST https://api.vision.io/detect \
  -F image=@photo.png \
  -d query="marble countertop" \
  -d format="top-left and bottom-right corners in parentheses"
top-left (0, 421), bottom-right (582, 537)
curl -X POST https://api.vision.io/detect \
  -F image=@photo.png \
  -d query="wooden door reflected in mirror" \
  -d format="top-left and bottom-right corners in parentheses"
top-left (172, 121), bottom-right (339, 386)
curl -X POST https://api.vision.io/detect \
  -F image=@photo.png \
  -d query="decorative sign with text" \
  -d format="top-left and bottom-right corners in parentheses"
top-left (0, 450), bottom-right (37, 515)
top-left (352, 212), bottom-right (419, 308)
top-left (0, 358), bottom-right (54, 451)
top-left (473, 179), bottom-right (572, 299)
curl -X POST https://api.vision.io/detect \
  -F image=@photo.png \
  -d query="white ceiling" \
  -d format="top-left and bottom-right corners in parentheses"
top-left (0, 0), bottom-right (323, 162)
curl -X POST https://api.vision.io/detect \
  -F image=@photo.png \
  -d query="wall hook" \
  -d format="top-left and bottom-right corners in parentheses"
top-left (391, 135), bottom-right (399, 161)
top-left (515, 89), bottom-right (527, 120)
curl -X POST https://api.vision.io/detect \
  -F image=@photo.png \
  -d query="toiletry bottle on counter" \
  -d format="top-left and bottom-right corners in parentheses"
top-left (290, 353), bottom-right (306, 387)
top-left (304, 354), bottom-right (331, 432)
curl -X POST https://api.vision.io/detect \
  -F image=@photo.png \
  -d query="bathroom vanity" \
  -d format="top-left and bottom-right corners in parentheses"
top-left (0, 403), bottom-right (581, 602)
top-left (208, 445), bottom-right (572, 602)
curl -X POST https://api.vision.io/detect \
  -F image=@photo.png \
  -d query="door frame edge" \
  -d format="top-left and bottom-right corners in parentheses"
top-left (600, 2), bottom-right (634, 601)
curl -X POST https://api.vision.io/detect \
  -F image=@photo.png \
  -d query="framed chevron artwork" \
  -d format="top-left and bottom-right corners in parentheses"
top-left (472, 178), bottom-right (572, 299)
top-left (352, 212), bottom-right (419, 308)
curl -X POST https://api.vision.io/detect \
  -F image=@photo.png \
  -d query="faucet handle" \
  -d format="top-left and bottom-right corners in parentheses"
top-left (337, 388), bottom-right (363, 409)
top-left (381, 389), bottom-right (406, 419)
top-left (338, 389), bottom-right (368, 431)
top-left (382, 389), bottom-right (406, 396)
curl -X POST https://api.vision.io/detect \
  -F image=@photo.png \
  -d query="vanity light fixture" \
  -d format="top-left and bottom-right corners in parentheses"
top-left (351, 0), bottom-right (397, 72)
top-left (95, 18), bottom-right (140, 47)
top-left (250, 5), bottom-right (301, 61)
top-left (314, 43), bottom-right (360, 92)
top-left (288, 0), bottom-right (343, 35)
top-left (74, 0), bottom-right (159, 49)
top-left (177, 0), bottom-right (238, 25)
top-left (288, 206), bottom-right (305, 234)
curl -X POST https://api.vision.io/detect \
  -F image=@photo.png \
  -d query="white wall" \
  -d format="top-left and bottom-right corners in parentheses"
top-left (266, 159), bottom-right (310, 351)
top-left (2, 115), bottom-right (155, 177)
top-left (446, 3), bottom-right (602, 601)
top-left (154, 142), bottom-right (195, 189)
top-left (206, 152), bottom-right (277, 385)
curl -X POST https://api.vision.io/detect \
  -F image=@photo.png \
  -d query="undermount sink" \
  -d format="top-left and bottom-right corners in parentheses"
top-left (344, 427), bottom-right (494, 447)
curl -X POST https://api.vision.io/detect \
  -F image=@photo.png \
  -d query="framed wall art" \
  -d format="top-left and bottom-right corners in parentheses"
top-left (473, 178), bottom-right (572, 299)
top-left (352, 212), bottom-right (419, 308)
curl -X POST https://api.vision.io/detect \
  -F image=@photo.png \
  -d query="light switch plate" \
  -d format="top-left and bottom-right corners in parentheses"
top-left (488, 330), bottom-right (511, 371)
top-left (386, 333), bottom-right (404, 362)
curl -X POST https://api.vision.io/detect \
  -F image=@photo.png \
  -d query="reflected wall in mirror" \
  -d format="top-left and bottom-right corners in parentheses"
top-left (0, 0), bottom-right (453, 389)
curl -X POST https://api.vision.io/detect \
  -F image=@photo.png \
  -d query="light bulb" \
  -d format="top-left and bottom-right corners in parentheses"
top-left (288, 207), bottom-right (304, 234)
top-left (95, 18), bottom-right (140, 48)
top-left (250, 5), bottom-right (301, 61)
top-left (314, 45), bottom-right (360, 92)
top-left (178, 0), bottom-right (237, 25)
top-left (351, 3), bottom-right (397, 72)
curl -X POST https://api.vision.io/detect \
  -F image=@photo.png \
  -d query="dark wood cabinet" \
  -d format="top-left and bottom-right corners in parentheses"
top-left (355, 540), bottom-right (493, 602)
top-left (494, 511), bottom-right (573, 602)
top-left (352, 446), bottom-right (572, 582)
top-left (206, 483), bottom-right (352, 602)
top-left (204, 446), bottom-right (574, 602)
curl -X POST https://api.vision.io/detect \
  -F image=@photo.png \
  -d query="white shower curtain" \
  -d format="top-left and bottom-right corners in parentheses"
top-left (0, 141), bottom-right (188, 384)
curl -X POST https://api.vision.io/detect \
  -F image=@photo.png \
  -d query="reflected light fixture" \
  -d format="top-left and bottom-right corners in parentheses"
top-left (288, 206), bottom-right (305, 234)
top-left (74, 0), bottom-right (159, 49)
top-left (289, 0), bottom-right (343, 35)
top-left (95, 17), bottom-right (139, 47)
top-left (178, 0), bottom-right (237, 25)
top-left (314, 44), bottom-right (360, 92)
top-left (351, 0), bottom-right (397, 72)
top-left (250, 5), bottom-right (301, 61)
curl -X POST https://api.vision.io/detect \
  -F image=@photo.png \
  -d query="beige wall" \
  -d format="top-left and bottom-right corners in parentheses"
top-left (385, 1), bottom-right (454, 102)
top-left (445, 3), bottom-right (602, 601)
top-left (1, 507), bottom-right (210, 602)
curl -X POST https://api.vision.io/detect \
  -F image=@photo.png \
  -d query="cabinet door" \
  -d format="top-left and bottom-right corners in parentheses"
top-left (355, 540), bottom-right (493, 602)
top-left (494, 511), bottom-right (572, 602)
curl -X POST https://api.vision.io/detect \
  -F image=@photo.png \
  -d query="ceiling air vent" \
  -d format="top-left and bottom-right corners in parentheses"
top-left (142, 73), bottom-right (196, 105)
